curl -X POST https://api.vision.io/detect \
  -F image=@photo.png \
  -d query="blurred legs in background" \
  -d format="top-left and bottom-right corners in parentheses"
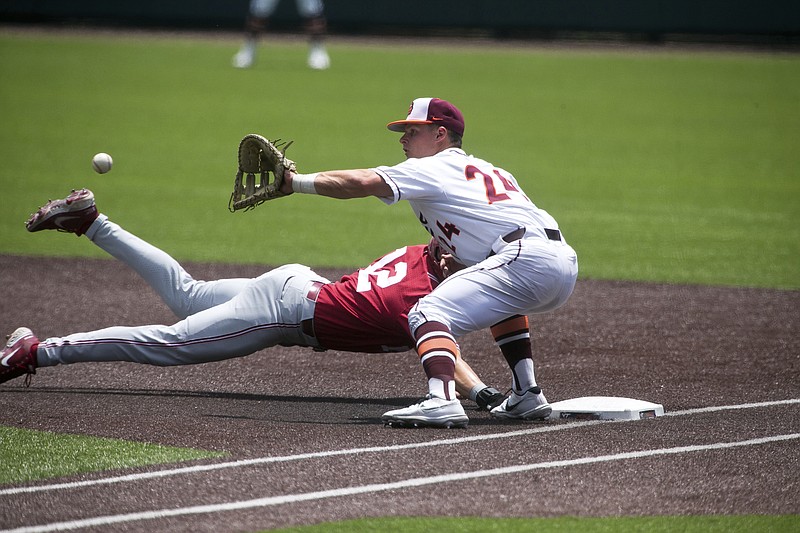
top-left (233, 0), bottom-right (330, 69)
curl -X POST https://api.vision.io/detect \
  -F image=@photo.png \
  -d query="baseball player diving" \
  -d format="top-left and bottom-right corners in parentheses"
top-left (0, 189), bottom-right (506, 413)
top-left (280, 97), bottom-right (579, 428)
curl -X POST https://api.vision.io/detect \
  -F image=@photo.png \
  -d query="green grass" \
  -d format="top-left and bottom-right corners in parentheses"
top-left (268, 515), bottom-right (799, 533)
top-left (0, 29), bottom-right (797, 533)
top-left (0, 32), bottom-right (797, 288)
top-left (0, 426), bottom-right (224, 484)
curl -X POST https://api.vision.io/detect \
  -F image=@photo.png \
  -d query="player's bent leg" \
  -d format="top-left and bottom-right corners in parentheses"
top-left (410, 242), bottom-right (577, 339)
top-left (408, 267), bottom-right (505, 338)
top-left (407, 248), bottom-right (572, 422)
top-left (491, 315), bottom-right (540, 391)
top-left (382, 320), bottom-right (468, 429)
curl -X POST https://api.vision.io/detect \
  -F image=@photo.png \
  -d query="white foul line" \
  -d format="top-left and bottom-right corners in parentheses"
top-left (663, 398), bottom-right (800, 416)
top-left (1, 397), bottom-right (798, 497)
top-left (0, 421), bottom-right (602, 495)
top-left (4, 432), bottom-right (799, 533)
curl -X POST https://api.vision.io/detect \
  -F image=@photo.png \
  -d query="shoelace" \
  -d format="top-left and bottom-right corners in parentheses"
top-left (416, 394), bottom-right (434, 405)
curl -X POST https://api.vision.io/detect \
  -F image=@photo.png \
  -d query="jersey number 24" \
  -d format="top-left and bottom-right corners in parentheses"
top-left (465, 164), bottom-right (528, 205)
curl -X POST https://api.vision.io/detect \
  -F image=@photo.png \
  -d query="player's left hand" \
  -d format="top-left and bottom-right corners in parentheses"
top-left (440, 253), bottom-right (466, 278)
top-left (280, 170), bottom-right (295, 196)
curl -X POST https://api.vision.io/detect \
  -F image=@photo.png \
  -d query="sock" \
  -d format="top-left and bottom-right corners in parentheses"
top-left (305, 16), bottom-right (327, 39)
top-left (414, 321), bottom-right (458, 400)
top-left (29, 342), bottom-right (40, 371)
top-left (491, 315), bottom-right (537, 393)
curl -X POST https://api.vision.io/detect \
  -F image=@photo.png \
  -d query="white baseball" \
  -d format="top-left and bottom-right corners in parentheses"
top-left (92, 153), bottom-right (113, 174)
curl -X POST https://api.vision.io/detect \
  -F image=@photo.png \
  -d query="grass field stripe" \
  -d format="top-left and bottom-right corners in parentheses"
top-left (5, 432), bottom-right (798, 533)
top-left (2, 397), bottom-right (797, 496)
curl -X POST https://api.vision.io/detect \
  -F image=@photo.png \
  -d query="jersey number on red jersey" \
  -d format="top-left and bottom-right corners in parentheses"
top-left (356, 246), bottom-right (408, 292)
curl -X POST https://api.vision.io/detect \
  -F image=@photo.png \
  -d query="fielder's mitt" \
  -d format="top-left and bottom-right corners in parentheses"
top-left (229, 134), bottom-right (296, 212)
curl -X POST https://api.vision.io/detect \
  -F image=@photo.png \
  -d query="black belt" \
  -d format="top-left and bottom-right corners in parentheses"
top-left (500, 227), bottom-right (562, 244)
top-left (301, 281), bottom-right (324, 338)
top-left (502, 227), bottom-right (527, 243)
top-left (545, 228), bottom-right (561, 242)
top-left (489, 227), bottom-right (561, 257)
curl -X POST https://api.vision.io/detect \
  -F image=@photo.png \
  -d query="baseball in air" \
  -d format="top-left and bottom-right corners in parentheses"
top-left (92, 153), bottom-right (113, 174)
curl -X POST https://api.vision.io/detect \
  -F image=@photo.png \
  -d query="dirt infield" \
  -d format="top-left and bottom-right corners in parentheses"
top-left (1, 254), bottom-right (798, 532)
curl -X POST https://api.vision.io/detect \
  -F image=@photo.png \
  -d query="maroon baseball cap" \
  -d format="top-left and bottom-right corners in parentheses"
top-left (387, 97), bottom-right (465, 137)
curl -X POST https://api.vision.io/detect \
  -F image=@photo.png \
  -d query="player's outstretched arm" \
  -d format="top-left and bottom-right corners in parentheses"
top-left (455, 357), bottom-right (483, 398)
top-left (455, 357), bottom-right (506, 411)
top-left (283, 169), bottom-right (392, 199)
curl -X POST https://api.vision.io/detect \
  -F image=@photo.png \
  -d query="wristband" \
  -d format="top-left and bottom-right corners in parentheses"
top-left (292, 173), bottom-right (318, 194)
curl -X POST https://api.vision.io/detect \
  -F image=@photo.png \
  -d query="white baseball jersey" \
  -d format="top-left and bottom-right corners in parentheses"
top-left (374, 148), bottom-right (559, 266)
top-left (374, 147), bottom-right (578, 340)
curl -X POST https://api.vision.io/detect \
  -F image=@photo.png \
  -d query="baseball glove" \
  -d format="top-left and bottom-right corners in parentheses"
top-left (229, 134), bottom-right (296, 212)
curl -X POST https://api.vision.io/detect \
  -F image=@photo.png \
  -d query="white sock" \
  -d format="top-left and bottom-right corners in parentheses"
top-left (512, 358), bottom-right (537, 394)
top-left (428, 377), bottom-right (455, 400)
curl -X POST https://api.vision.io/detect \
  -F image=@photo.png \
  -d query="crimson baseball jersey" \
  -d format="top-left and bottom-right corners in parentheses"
top-left (313, 244), bottom-right (441, 352)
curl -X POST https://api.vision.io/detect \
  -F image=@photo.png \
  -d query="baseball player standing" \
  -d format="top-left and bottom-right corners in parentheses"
top-left (282, 97), bottom-right (579, 428)
top-left (232, 0), bottom-right (330, 69)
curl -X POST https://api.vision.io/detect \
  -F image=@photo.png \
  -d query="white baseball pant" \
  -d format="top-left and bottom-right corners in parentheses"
top-left (36, 215), bottom-right (329, 367)
top-left (250, 0), bottom-right (324, 18)
top-left (408, 234), bottom-right (578, 338)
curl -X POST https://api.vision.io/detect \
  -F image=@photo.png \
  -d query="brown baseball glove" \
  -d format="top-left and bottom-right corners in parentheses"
top-left (229, 134), bottom-right (296, 212)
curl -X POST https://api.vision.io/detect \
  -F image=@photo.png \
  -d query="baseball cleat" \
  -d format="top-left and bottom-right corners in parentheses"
top-left (475, 386), bottom-right (507, 411)
top-left (382, 395), bottom-right (469, 428)
top-left (232, 47), bottom-right (254, 69)
top-left (1, 327), bottom-right (39, 385)
top-left (25, 188), bottom-right (98, 236)
top-left (307, 44), bottom-right (330, 70)
top-left (490, 386), bottom-right (552, 420)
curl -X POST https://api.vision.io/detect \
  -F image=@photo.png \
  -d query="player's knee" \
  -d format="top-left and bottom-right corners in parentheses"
top-left (250, 0), bottom-right (278, 18)
top-left (298, 0), bottom-right (325, 18)
top-left (408, 305), bottom-right (451, 340)
top-left (304, 16), bottom-right (326, 35)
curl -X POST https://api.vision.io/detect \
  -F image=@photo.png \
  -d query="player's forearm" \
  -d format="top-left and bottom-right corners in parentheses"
top-left (288, 169), bottom-right (391, 199)
top-left (454, 358), bottom-right (482, 398)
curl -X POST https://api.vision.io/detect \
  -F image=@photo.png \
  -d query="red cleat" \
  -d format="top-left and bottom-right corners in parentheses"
top-left (1, 327), bottom-right (39, 385)
top-left (25, 188), bottom-right (98, 236)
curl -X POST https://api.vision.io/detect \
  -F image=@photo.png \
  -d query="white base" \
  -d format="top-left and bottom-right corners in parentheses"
top-left (548, 396), bottom-right (664, 421)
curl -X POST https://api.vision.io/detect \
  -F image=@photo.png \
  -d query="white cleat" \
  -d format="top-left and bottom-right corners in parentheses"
top-left (490, 386), bottom-right (552, 420)
top-left (307, 44), bottom-right (330, 70)
top-left (232, 47), bottom-right (255, 69)
top-left (382, 395), bottom-right (468, 428)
